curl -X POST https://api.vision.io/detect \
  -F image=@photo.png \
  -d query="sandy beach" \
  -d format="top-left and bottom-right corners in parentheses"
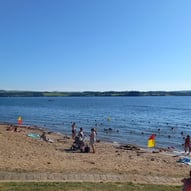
top-left (0, 124), bottom-right (189, 185)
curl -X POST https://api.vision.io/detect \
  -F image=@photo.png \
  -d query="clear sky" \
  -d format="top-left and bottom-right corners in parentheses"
top-left (0, 0), bottom-right (191, 91)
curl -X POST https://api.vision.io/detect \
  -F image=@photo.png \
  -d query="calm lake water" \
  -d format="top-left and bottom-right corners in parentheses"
top-left (0, 96), bottom-right (191, 150)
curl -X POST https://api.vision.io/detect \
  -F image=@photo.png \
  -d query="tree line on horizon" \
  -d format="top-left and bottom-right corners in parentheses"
top-left (0, 90), bottom-right (191, 97)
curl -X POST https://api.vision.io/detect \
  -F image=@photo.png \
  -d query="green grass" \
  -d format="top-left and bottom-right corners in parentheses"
top-left (0, 182), bottom-right (182, 191)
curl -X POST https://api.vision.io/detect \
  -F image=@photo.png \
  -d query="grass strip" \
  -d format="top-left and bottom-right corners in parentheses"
top-left (0, 182), bottom-right (181, 191)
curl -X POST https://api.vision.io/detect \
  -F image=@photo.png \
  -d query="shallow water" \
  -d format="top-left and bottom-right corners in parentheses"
top-left (0, 96), bottom-right (191, 150)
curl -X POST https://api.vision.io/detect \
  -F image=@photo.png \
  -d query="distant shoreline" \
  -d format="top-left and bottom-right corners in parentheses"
top-left (1, 90), bottom-right (191, 97)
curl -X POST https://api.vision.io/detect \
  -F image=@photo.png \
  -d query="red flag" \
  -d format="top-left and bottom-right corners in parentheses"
top-left (149, 134), bottom-right (155, 140)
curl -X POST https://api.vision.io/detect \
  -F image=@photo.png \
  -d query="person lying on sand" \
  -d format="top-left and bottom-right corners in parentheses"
top-left (40, 132), bottom-right (54, 143)
top-left (6, 125), bottom-right (14, 131)
top-left (6, 125), bottom-right (22, 133)
top-left (40, 132), bottom-right (48, 142)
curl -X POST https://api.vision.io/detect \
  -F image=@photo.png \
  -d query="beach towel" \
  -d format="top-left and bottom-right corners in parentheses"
top-left (177, 157), bottom-right (191, 165)
top-left (27, 132), bottom-right (40, 139)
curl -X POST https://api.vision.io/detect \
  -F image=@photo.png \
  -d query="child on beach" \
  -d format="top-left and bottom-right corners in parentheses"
top-left (89, 128), bottom-right (96, 153)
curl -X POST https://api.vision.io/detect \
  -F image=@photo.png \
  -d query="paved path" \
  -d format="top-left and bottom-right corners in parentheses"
top-left (0, 171), bottom-right (181, 185)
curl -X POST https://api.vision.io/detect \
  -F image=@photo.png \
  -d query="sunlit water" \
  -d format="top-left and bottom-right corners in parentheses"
top-left (0, 96), bottom-right (191, 150)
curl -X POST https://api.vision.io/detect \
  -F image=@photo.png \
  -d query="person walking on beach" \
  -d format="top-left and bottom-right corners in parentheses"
top-left (71, 122), bottom-right (76, 139)
top-left (182, 170), bottom-right (191, 191)
top-left (184, 135), bottom-right (191, 155)
top-left (89, 128), bottom-right (96, 153)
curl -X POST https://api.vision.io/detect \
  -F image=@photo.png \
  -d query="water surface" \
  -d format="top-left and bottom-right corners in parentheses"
top-left (0, 96), bottom-right (191, 150)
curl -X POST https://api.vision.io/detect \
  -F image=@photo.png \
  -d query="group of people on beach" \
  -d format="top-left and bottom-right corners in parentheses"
top-left (71, 122), bottom-right (96, 153)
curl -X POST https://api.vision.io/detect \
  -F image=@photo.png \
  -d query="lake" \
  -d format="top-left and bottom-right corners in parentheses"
top-left (0, 96), bottom-right (191, 150)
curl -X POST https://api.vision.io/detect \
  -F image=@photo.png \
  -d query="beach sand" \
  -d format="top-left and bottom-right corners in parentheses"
top-left (0, 124), bottom-right (189, 185)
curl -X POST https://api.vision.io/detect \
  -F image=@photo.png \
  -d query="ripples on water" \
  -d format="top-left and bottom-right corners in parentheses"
top-left (0, 96), bottom-right (191, 150)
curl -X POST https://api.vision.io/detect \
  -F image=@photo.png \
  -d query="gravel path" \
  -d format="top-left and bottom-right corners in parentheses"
top-left (0, 171), bottom-right (182, 185)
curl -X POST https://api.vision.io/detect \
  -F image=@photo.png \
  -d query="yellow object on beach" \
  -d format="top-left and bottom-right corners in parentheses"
top-left (147, 134), bottom-right (155, 148)
top-left (147, 139), bottom-right (155, 147)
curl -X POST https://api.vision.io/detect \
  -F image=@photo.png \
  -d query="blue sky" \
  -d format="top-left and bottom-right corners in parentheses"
top-left (0, 0), bottom-right (191, 91)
